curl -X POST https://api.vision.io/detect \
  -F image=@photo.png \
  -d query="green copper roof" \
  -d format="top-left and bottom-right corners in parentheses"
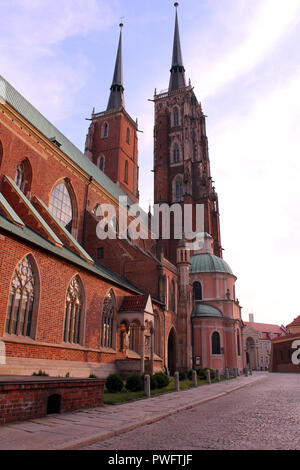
top-left (0, 75), bottom-right (131, 207)
top-left (192, 303), bottom-right (223, 318)
top-left (190, 253), bottom-right (233, 275)
top-left (0, 214), bottom-right (143, 296)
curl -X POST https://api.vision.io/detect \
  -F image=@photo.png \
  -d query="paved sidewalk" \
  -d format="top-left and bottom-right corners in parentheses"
top-left (0, 373), bottom-right (268, 450)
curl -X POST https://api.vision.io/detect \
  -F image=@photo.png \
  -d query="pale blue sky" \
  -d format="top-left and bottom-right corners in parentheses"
top-left (1, 0), bottom-right (300, 327)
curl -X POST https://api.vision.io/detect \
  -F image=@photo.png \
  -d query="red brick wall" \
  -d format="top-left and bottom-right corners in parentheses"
top-left (0, 378), bottom-right (105, 425)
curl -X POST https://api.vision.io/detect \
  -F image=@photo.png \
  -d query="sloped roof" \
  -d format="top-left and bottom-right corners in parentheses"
top-left (119, 295), bottom-right (149, 312)
top-left (286, 315), bottom-right (300, 328)
top-left (244, 322), bottom-right (284, 338)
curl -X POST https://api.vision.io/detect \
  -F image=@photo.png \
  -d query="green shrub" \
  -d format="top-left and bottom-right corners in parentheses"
top-left (153, 372), bottom-right (169, 389)
top-left (197, 368), bottom-right (207, 380)
top-left (179, 371), bottom-right (187, 381)
top-left (150, 375), bottom-right (158, 390)
top-left (106, 374), bottom-right (124, 393)
top-left (125, 375), bottom-right (144, 392)
top-left (89, 374), bottom-right (97, 379)
top-left (187, 369), bottom-right (193, 380)
top-left (32, 370), bottom-right (49, 377)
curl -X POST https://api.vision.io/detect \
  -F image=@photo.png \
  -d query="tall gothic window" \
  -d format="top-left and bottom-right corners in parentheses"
top-left (98, 156), bottom-right (104, 171)
top-left (212, 331), bottom-right (221, 355)
top-left (174, 176), bottom-right (183, 202)
top-left (15, 162), bottom-right (25, 189)
top-left (0, 140), bottom-right (3, 169)
top-left (173, 108), bottom-right (179, 126)
top-left (102, 122), bottom-right (109, 138)
top-left (124, 160), bottom-right (128, 183)
top-left (126, 128), bottom-right (130, 144)
top-left (173, 144), bottom-right (180, 163)
top-left (63, 276), bottom-right (84, 344)
top-left (5, 256), bottom-right (37, 337)
top-left (169, 280), bottom-right (175, 312)
top-left (237, 329), bottom-right (241, 356)
top-left (49, 183), bottom-right (73, 233)
top-left (101, 290), bottom-right (115, 348)
top-left (193, 282), bottom-right (202, 301)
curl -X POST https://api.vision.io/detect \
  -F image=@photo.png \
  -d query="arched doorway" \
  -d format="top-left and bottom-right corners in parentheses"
top-left (168, 328), bottom-right (176, 376)
top-left (246, 337), bottom-right (256, 369)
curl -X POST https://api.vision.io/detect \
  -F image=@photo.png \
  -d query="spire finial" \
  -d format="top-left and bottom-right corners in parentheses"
top-left (107, 23), bottom-right (125, 110)
top-left (169, 2), bottom-right (186, 92)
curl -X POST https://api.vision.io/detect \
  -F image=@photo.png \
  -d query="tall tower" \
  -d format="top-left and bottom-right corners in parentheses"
top-left (153, 4), bottom-right (222, 263)
top-left (85, 24), bottom-right (139, 203)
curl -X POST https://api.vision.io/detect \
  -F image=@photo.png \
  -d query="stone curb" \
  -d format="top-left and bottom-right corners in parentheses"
top-left (59, 375), bottom-right (267, 451)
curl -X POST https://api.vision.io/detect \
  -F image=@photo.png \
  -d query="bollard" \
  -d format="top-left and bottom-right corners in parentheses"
top-left (206, 369), bottom-right (211, 384)
top-left (144, 374), bottom-right (151, 398)
top-left (225, 367), bottom-right (230, 380)
top-left (216, 369), bottom-right (221, 382)
top-left (174, 372), bottom-right (180, 392)
top-left (192, 370), bottom-right (198, 387)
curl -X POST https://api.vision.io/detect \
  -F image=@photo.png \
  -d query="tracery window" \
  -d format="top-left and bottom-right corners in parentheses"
top-left (101, 290), bottom-right (115, 348)
top-left (174, 177), bottom-right (183, 202)
top-left (212, 331), bottom-right (221, 355)
top-left (49, 183), bottom-right (73, 232)
top-left (63, 276), bottom-right (84, 344)
top-left (5, 256), bottom-right (36, 337)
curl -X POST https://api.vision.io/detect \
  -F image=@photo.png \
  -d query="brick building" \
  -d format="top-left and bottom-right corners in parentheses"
top-left (243, 314), bottom-right (287, 370)
top-left (0, 6), bottom-right (245, 378)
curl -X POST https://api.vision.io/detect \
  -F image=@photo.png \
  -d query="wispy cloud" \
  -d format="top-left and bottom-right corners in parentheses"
top-left (187, 0), bottom-right (300, 99)
top-left (0, 0), bottom-right (116, 120)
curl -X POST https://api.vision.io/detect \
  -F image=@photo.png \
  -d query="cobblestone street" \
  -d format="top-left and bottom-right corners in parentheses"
top-left (84, 373), bottom-right (300, 450)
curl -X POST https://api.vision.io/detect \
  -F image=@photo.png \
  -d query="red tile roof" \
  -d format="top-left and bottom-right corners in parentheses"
top-left (244, 322), bottom-right (285, 339)
top-left (119, 295), bottom-right (149, 312)
top-left (286, 315), bottom-right (300, 328)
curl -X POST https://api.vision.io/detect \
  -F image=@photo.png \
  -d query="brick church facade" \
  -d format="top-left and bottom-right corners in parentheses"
top-left (0, 6), bottom-right (244, 378)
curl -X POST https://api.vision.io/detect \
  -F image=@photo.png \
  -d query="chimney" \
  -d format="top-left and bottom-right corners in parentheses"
top-left (249, 313), bottom-right (254, 323)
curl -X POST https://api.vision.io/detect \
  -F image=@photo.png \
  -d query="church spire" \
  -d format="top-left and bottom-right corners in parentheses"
top-left (107, 23), bottom-right (124, 111)
top-left (169, 3), bottom-right (186, 92)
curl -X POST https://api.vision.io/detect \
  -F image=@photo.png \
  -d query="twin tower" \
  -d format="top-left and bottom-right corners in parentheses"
top-left (84, 4), bottom-right (222, 264)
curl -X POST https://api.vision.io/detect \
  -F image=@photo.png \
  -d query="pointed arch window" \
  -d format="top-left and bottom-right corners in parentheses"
top-left (237, 329), bottom-right (241, 356)
top-left (173, 144), bottom-right (180, 163)
top-left (15, 162), bottom-right (25, 189)
top-left (97, 156), bottom-right (105, 171)
top-left (173, 108), bottom-right (179, 127)
top-left (49, 183), bottom-right (73, 233)
top-left (169, 280), bottom-right (175, 312)
top-left (102, 122), bottom-right (109, 138)
top-left (193, 282), bottom-right (202, 301)
top-left (5, 256), bottom-right (37, 338)
top-left (124, 160), bottom-right (128, 183)
top-left (173, 176), bottom-right (184, 202)
top-left (212, 331), bottom-right (221, 355)
top-left (101, 290), bottom-right (115, 349)
top-left (14, 159), bottom-right (32, 194)
top-left (126, 128), bottom-right (130, 144)
top-left (63, 276), bottom-right (84, 344)
top-left (0, 140), bottom-right (3, 169)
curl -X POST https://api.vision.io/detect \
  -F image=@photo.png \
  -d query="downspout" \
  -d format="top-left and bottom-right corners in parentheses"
top-left (81, 176), bottom-right (93, 247)
top-left (191, 315), bottom-right (195, 370)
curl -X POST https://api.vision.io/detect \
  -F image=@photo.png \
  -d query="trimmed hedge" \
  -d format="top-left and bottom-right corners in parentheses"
top-left (153, 372), bottom-right (170, 389)
top-left (126, 375), bottom-right (144, 392)
top-left (106, 374), bottom-right (124, 393)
